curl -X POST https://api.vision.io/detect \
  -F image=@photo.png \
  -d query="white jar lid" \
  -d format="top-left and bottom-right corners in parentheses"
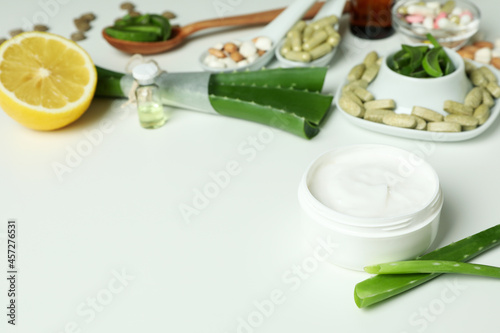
top-left (132, 63), bottom-right (159, 84)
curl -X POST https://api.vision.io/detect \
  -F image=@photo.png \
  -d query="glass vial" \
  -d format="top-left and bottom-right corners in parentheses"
top-left (349, 0), bottom-right (395, 40)
top-left (132, 63), bottom-right (168, 129)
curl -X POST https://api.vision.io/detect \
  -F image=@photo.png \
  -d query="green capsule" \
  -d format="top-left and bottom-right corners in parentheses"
top-left (323, 25), bottom-right (338, 37)
top-left (441, 0), bottom-right (456, 14)
top-left (327, 35), bottom-right (341, 47)
top-left (303, 30), bottom-right (327, 51)
top-left (280, 38), bottom-right (292, 55)
top-left (283, 51), bottom-right (311, 63)
top-left (309, 43), bottom-right (332, 60)
top-left (449, 15), bottom-right (460, 25)
top-left (287, 20), bottom-right (306, 38)
top-left (397, 6), bottom-right (408, 15)
top-left (302, 25), bottom-right (314, 42)
top-left (289, 30), bottom-right (302, 52)
top-left (312, 15), bottom-right (338, 30)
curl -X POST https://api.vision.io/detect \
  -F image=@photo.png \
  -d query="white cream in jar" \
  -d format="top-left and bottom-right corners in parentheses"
top-left (298, 144), bottom-right (443, 270)
top-left (307, 145), bottom-right (438, 218)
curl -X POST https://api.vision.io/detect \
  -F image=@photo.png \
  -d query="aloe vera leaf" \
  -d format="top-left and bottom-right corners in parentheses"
top-left (209, 96), bottom-right (320, 138)
top-left (93, 66), bottom-right (332, 138)
top-left (392, 49), bottom-right (411, 69)
top-left (426, 33), bottom-right (455, 75)
top-left (426, 33), bottom-right (441, 48)
top-left (365, 260), bottom-right (500, 279)
top-left (422, 46), bottom-right (444, 77)
top-left (208, 83), bottom-right (332, 125)
top-left (354, 224), bottom-right (500, 308)
top-left (409, 69), bottom-right (428, 78)
top-left (440, 48), bottom-right (456, 75)
top-left (94, 66), bottom-right (126, 98)
top-left (402, 44), bottom-right (424, 73)
top-left (209, 67), bottom-right (328, 92)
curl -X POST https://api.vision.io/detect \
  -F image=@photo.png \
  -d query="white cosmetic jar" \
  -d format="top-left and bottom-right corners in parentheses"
top-left (298, 144), bottom-right (443, 271)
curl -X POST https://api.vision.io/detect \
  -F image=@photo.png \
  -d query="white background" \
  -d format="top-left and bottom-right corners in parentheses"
top-left (1, 0), bottom-right (500, 332)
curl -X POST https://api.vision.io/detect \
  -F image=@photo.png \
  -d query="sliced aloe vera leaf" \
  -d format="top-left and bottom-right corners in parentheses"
top-left (209, 84), bottom-right (332, 125)
top-left (393, 49), bottom-right (411, 68)
top-left (209, 96), bottom-right (321, 139)
top-left (354, 224), bottom-right (500, 308)
top-left (402, 44), bottom-right (425, 73)
top-left (150, 14), bottom-right (172, 41)
top-left (440, 48), bottom-right (456, 75)
top-left (105, 27), bottom-right (159, 42)
top-left (365, 260), bottom-right (500, 279)
top-left (426, 33), bottom-right (441, 48)
top-left (422, 46), bottom-right (444, 77)
top-left (209, 67), bottom-right (328, 92)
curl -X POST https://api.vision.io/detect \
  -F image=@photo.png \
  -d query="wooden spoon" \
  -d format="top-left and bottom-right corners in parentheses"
top-left (102, 2), bottom-right (333, 55)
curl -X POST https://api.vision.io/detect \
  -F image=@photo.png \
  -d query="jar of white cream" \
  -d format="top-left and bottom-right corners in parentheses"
top-left (298, 144), bottom-right (443, 271)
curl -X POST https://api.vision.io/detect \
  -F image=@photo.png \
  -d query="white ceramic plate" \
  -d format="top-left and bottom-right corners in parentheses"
top-left (334, 60), bottom-right (500, 142)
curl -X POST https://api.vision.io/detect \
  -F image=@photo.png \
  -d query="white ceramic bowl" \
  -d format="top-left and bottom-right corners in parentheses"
top-left (369, 46), bottom-right (472, 115)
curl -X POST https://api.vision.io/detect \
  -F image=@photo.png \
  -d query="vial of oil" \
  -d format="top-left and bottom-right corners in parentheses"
top-left (132, 63), bottom-right (167, 129)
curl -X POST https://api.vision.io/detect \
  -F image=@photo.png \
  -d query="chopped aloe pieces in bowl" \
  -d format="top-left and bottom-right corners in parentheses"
top-left (387, 33), bottom-right (456, 78)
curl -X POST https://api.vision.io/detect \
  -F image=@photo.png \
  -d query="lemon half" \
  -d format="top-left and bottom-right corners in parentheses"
top-left (0, 31), bottom-right (97, 130)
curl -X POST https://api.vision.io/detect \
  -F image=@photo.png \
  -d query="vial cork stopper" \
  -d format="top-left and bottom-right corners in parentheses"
top-left (132, 63), bottom-right (159, 84)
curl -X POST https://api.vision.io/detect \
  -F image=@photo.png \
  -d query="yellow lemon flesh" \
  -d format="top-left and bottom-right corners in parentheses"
top-left (0, 31), bottom-right (97, 130)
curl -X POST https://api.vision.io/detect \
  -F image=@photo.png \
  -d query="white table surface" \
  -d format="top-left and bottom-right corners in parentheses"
top-left (1, 0), bottom-right (499, 332)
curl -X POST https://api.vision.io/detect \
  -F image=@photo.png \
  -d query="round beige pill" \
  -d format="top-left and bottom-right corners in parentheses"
top-left (473, 104), bottom-right (491, 125)
top-left (412, 115), bottom-right (427, 130)
top-left (364, 99), bottom-right (396, 110)
top-left (412, 106), bottom-right (443, 122)
top-left (347, 64), bottom-right (366, 82)
top-left (339, 96), bottom-right (365, 118)
top-left (444, 114), bottom-right (479, 127)
top-left (427, 122), bottom-right (461, 132)
top-left (382, 113), bottom-right (417, 129)
top-left (363, 109), bottom-right (394, 123)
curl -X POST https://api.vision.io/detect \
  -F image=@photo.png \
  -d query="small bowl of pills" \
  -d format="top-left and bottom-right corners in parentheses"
top-left (275, 15), bottom-right (341, 68)
top-left (392, 0), bottom-right (480, 50)
top-left (200, 36), bottom-right (273, 71)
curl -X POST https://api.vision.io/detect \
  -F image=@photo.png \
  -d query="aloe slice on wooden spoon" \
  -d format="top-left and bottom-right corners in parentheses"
top-left (354, 224), bottom-right (500, 308)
